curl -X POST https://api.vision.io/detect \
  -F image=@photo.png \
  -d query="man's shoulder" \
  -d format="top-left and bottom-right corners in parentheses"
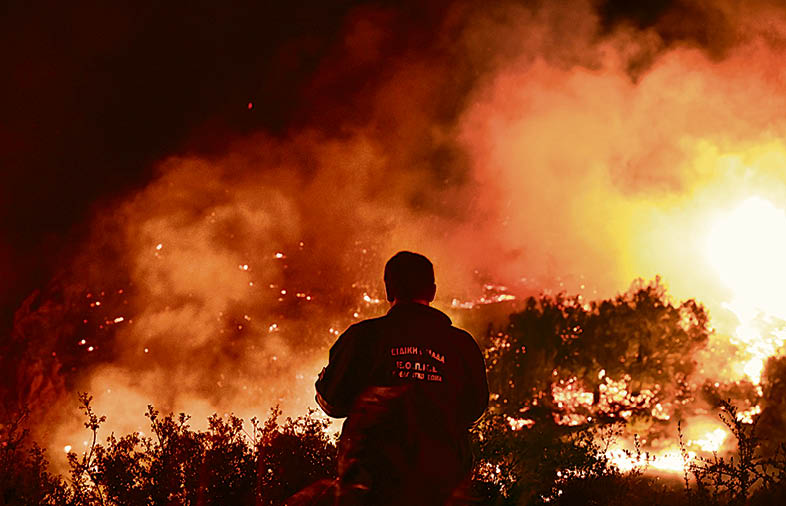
top-left (343, 315), bottom-right (387, 336)
top-left (447, 325), bottom-right (481, 349)
top-left (448, 325), bottom-right (475, 341)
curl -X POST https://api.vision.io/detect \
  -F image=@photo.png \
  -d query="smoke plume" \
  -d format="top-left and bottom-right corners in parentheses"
top-left (9, 0), bottom-right (786, 464)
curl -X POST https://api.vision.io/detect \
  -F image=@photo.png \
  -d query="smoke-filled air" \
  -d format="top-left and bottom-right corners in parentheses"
top-left (7, 0), bottom-right (786, 484)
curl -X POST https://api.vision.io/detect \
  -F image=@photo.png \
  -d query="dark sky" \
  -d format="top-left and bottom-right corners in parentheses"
top-left (0, 0), bottom-right (697, 332)
top-left (1, 0), bottom-right (375, 327)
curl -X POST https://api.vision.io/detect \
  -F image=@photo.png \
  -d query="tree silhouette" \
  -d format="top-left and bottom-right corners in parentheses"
top-left (484, 278), bottom-right (711, 431)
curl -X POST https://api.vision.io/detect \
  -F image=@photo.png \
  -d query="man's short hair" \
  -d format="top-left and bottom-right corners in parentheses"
top-left (384, 251), bottom-right (435, 302)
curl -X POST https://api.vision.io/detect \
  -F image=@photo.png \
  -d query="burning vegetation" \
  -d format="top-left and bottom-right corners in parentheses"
top-left (5, 279), bottom-right (786, 504)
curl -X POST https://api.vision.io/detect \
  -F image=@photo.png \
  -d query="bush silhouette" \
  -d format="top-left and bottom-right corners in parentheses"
top-left (1, 394), bottom-right (336, 505)
top-left (6, 281), bottom-right (786, 505)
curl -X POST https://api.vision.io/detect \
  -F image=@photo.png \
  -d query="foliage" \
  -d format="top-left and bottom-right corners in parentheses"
top-left (757, 356), bottom-right (786, 453)
top-left (8, 279), bottom-right (786, 505)
top-left (684, 399), bottom-right (786, 506)
top-left (471, 413), bottom-right (627, 504)
top-left (470, 397), bottom-right (786, 506)
top-left (551, 472), bottom-right (686, 506)
top-left (484, 278), bottom-right (711, 435)
top-left (468, 397), bottom-right (786, 506)
top-left (1, 394), bottom-right (337, 505)
top-left (0, 409), bottom-right (67, 505)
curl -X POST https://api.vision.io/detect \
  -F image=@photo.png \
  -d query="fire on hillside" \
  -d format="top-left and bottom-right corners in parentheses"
top-left (5, 0), bottom-right (786, 487)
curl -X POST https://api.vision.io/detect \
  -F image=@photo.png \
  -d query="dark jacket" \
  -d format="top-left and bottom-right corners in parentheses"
top-left (315, 303), bottom-right (489, 505)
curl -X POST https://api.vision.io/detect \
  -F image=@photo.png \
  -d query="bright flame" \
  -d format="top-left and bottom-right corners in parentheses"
top-left (507, 416), bottom-right (535, 430)
top-left (690, 428), bottom-right (727, 453)
top-left (649, 451), bottom-right (694, 473)
top-left (551, 378), bottom-right (595, 426)
top-left (707, 197), bottom-right (786, 313)
top-left (706, 197), bottom-right (786, 383)
top-left (605, 423), bottom-right (728, 475)
top-left (736, 405), bottom-right (762, 424)
top-left (605, 447), bottom-right (694, 474)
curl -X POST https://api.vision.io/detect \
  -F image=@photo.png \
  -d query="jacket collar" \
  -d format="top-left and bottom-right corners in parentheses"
top-left (386, 302), bottom-right (452, 326)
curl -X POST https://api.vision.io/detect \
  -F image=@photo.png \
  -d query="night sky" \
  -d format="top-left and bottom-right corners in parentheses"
top-left (0, 0), bottom-right (724, 332)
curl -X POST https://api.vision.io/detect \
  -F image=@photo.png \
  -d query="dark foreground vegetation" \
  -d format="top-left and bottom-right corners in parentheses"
top-left (4, 280), bottom-right (786, 505)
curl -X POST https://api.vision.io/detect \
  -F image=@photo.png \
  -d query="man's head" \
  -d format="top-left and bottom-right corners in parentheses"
top-left (384, 251), bottom-right (436, 304)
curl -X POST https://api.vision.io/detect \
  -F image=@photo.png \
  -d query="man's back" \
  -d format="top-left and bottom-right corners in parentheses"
top-left (316, 302), bottom-right (488, 505)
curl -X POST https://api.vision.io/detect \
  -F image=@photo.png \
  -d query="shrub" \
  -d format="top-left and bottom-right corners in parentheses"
top-left (0, 410), bottom-right (66, 505)
top-left (1, 393), bottom-right (337, 505)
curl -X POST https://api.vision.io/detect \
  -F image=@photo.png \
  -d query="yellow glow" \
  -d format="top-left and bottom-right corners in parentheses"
top-left (650, 451), bottom-right (694, 473)
top-left (707, 197), bottom-right (786, 315)
top-left (506, 416), bottom-right (535, 430)
top-left (605, 421), bottom-right (728, 475)
top-left (605, 447), bottom-right (694, 474)
top-left (706, 197), bottom-right (786, 383)
top-left (690, 428), bottom-right (727, 453)
top-left (736, 405), bottom-right (762, 424)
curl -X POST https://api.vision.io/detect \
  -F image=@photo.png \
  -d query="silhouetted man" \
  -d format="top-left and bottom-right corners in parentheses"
top-left (315, 251), bottom-right (489, 505)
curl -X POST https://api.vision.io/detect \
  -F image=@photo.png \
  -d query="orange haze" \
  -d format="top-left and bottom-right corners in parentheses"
top-left (35, 0), bottom-right (786, 468)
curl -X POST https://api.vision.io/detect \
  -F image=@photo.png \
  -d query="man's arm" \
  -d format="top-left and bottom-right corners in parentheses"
top-left (315, 324), bottom-right (368, 418)
top-left (315, 369), bottom-right (344, 417)
top-left (461, 331), bottom-right (489, 427)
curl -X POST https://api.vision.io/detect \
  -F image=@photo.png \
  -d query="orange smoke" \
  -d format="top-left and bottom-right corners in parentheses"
top-left (30, 0), bottom-right (786, 470)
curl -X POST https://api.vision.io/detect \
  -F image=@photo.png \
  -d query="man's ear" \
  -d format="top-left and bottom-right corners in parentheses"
top-left (426, 283), bottom-right (436, 302)
top-left (386, 284), bottom-right (395, 302)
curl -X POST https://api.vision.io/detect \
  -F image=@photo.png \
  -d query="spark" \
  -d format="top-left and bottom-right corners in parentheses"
top-left (64, 445), bottom-right (72, 453)
top-left (155, 243), bottom-right (163, 250)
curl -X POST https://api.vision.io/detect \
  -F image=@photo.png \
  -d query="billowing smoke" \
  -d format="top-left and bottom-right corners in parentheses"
top-left (9, 0), bottom-right (786, 466)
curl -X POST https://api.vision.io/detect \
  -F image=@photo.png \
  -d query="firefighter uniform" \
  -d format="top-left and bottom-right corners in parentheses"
top-left (316, 302), bottom-right (489, 505)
